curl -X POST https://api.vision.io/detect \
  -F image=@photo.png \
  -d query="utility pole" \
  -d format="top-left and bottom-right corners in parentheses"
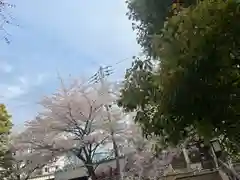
top-left (89, 66), bottom-right (113, 84)
top-left (90, 65), bottom-right (121, 179)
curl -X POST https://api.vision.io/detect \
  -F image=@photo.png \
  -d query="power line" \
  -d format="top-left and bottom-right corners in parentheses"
top-left (110, 57), bottom-right (131, 66)
top-left (89, 66), bottom-right (113, 84)
top-left (88, 57), bottom-right (132, 84)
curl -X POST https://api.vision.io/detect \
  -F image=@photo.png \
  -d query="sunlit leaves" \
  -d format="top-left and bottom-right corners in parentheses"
top-left (0, 104), bottom-right (12, 135)
top-left (0, 104), bottom-right (12, 176)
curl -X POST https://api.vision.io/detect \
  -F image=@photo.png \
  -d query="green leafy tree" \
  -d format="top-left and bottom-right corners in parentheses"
top-left (126, 0), bottom-right (196, 56)
top-left (0, 104), bottom-right (12, 135)
top-left (119, 0), bottom-right (240, 153)
top-left (0, 104), bottom-right (12, 175)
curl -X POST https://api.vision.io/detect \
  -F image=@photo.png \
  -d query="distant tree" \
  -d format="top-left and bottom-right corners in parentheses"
top-left (0, 104), bottom-right (12, 135)
top-left (0, 104), bottom-right (12, 176)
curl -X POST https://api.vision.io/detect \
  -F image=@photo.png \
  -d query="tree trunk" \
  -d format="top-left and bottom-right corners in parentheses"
top-left (16, 174), bottom-right (21, 180)
top-left (86, 165), bottom-right (97, 180)
top-left (182, 146), bottom-right (190, 170)
top-left (105, 104), bottom-right (121, 179)
top-left (112, 133), bottom-right (121, 180)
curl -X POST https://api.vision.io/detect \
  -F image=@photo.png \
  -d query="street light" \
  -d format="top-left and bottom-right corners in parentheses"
top-left (210, 139), bottom-right (222, 158)
top-left (210, 139), bottom-right (222, 169)
top-left (210, 139), bottom-right (240, 179)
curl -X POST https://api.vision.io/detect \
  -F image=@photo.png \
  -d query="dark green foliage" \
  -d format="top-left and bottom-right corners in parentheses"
top-left (119, 0), bottom-right (240, 151)
top-left (126, 0), bottom-right (196, 56)
top-left (126, 0), bottom-right (172, 56)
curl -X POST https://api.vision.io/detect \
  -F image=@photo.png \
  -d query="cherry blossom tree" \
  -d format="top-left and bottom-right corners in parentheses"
top-left (17, 78), bottom-right (134, 180)
top-left (122, 124), bottom-right (180, 180)
top-left (124, 151), bottom-right (176, 180)
top-left (98, 81), bottom-right (135, 179)
top-left (95, 77), bottom-right (178, 180)
top-left (91, 68), bottom-right (142, 179)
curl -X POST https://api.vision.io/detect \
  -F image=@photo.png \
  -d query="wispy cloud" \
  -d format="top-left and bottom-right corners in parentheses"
top-left (18, 76), bottom-right (28, 85)
top-left (11, 0), bottom-right (139, 69)
top-left (35, 73), bottom-right (49, 85)
top-left (0, 0), bottom-right (140, 125)
top-left (0, 73), bottom-right (50, 101)
top-left (0, 61), bottom-right (13, 73)
top-left (1, 84), bottom-right (25, 100)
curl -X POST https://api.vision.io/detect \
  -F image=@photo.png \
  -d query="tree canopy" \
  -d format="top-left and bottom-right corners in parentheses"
top-left (0, 104), bottom-right (12, 175)
top-left (17, 79), bottom-right (136, 180)
top-left (0, 104), bottom-right (12, 135)
top-left (126, 0), bottom-right (196, 56)
top-left (119, 0), bottom-right (240, 152)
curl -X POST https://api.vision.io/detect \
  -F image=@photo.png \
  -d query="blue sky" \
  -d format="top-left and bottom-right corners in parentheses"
top-left (0, 0), bottom-right (140, 130)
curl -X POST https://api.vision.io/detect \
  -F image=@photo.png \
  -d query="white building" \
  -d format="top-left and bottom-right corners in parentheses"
top-left (11, 147), bottom-right (113, 180)
top-left (55, 156), bottom-right (127, 180)
top-left (12, 147), bottom-right (78, 180)
top-left (29, 155), bottom-right (68, 180)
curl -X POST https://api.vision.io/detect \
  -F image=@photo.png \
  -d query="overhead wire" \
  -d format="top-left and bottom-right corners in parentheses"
top-left (2, 57), bottom-right (133, 109)
top-left (88, 57), bottom-right (132, 84)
